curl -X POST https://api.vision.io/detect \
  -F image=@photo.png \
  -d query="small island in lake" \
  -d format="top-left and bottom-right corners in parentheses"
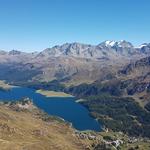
top-left (36, 89), bottom-right (73, 98)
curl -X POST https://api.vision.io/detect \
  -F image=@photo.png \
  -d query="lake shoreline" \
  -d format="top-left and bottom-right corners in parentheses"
top-left (0, 86), bottom-right (101, 131)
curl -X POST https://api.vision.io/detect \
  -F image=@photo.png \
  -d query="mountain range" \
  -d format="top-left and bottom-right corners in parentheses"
top-left (0, 40), bottom-right (150, 85)
top-left (2, 40), bottom-right (150, 59)
top-left (1, 40), bottom-right (150, 144)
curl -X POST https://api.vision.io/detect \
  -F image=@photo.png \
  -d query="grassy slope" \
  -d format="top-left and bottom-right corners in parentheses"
top-left (0, 100), bottom-right (150, 150)
top-left (0, 104), bottom-right (90, 150)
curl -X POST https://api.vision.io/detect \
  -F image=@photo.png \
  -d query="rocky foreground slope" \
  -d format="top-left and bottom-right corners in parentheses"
top-left (0, 99), bottom-right (93, 150)
top-left (0, 99), bottom-right (150, 150)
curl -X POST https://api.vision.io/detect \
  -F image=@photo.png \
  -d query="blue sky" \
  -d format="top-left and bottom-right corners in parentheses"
top-left (0, 0), bottom-right (150, 52)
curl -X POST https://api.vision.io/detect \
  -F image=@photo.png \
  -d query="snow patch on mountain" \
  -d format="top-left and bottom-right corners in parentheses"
top-left (105, 41), bottom-right (116, 47)
top-left (137, 44), bottom-right (148, 49)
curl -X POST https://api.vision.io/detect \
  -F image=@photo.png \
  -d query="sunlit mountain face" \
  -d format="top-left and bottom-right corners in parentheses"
top-left (0, 41), bottom-right (149, 85)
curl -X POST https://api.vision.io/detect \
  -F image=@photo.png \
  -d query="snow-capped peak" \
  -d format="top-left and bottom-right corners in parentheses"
top-left (117, 40), bottom-right (133, 48)
top-left (104, 40), bottom-right (116, 47)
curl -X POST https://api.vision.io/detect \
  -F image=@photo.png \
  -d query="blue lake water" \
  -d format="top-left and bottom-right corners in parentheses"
top-left (0, 87), bottom-right (100, 131)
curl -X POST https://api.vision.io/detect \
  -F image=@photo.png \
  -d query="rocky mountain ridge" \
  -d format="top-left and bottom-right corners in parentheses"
top-left (34, 40), bottom-right (150, 59)
top-left (0, 40), bottom-right (149, 85)
top-left (1, 40), bottom-right (150, 59)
